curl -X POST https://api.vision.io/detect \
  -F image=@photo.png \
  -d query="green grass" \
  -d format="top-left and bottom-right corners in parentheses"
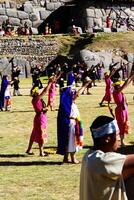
top-left (0, 78), bottom-right (134, 200)
top-left (87, 31), bottom-right (134, 53)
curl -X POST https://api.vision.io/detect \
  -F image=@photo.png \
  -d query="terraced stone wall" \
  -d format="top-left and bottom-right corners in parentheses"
top-left (0, 36), bottom-right (59, 77)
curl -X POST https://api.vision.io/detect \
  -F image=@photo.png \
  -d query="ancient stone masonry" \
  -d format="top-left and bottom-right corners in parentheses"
top-left (0, 0), bottom-right (134, 33)
top-left (0, 37), bottom-right (59, 77)
top-left (0, 37), bottom-right (58, 56)
top-left (83, 1), bottom-right (134, 33)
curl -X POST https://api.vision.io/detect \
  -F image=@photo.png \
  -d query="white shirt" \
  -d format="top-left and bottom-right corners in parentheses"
top-left (80, 150), bottom-right (127, 200)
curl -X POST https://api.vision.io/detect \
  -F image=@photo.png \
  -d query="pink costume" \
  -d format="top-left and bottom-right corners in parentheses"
top-left (113, 89), bottom-right (130, 136)
top-left (103, 75), bottom-right (112, 102)
top-left (31, 96), bottom-right (48, 145)
top-left (47, 82), bottom-right (56, 107)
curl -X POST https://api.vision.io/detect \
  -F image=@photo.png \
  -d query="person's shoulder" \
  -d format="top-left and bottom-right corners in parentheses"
top-left (100, 151), bottom-right (126, 164)
top-left (83, 149), bottom-right (102, 160)
top-left (83, 149), bottom-right (126, 160)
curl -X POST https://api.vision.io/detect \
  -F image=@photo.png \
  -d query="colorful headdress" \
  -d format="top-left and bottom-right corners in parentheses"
top-left (112, 80), bottom-right (124, 87)
top-left (31, 87), bottom-right (39, 95)
top-left (104, 72), bottom-right (109, 76)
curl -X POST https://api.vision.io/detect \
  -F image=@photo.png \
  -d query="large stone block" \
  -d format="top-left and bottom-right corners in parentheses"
top-left (24, 3), bottom-right (33, 14)
top-left (101, 9), bottom-right (106, 16)
top-left (94, 18), bottom-right (103, 27)
top-left (40, 1), bottom-right (45, 7)
top-left (105, 9), bottom-right (111, 15)
top-left (21, 19), bottom-right (32, 27)
top-left (9, 17), bottom-right (20, 26)
top-left (32, 20), bottom-right (43, 28)
top-left (0, 15), bottom-right (8, 25)
top-left (29, 13), bottom-right (38, 21)
top-left (95, 8), bottom-right (103, 18)
top-left (6, 9), bottom-right (18, 18)
top-left (39, 9), bottom-right (51, 20)
top-left (46, 2), bottom-right (55, 11)
top-left (4, 1), bottom-right (10, 8)
top-left (80, 49), bottom-right (101, 68)
top-left (125, 8), bottom-right (134, 17)
top-left (31, 27), bottom-right (39, 34)
top-left (54, 2), bottom-right (62, 10)
top-left (86, 8), bottom-right (95, 17)
top-left (110, 12), bottom-right (116, 20)
top-left (131, 7), bottom-right (134, 11)
top-left (17, 11), bottom-right (29, 20)
top-left (33, 0), bottom-right (39, 6)
top-left (33, 7), bottom-right (41, 19)
top-left (0, 8), bottom-right (6, 15)
top-left (97, 51), bottom-right (112, 69)
top-left (10, 1), bottom-right (17, 9)
top-left (86, 17), bottom-right (94, 28)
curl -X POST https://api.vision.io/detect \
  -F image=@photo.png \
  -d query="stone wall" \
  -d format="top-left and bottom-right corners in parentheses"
top-left (82, 1), bottom-right (134, 32)
top-left (0, 36), bottom-right (59, 77)
top-left (0, 0), bottom-right (134, 34)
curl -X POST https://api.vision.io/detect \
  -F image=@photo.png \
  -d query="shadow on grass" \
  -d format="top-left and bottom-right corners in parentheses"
top-left (11, 110), bottom-right (33, 113)
top-left (0, 154), bottom-right (26, 158)
top-left (0, 161), bottom-right (63, 166)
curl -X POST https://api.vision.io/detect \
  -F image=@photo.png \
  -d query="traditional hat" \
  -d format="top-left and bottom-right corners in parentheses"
top-left (112, 80), bottom-right (124, 87)
top-left (104, 72), bottom-right (109, 76)
top-left (31, 86), bottom-right (39, 96)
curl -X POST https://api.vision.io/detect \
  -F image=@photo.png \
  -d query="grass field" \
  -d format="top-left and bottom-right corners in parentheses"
top-left (0, 78), bottom-right (134, 200)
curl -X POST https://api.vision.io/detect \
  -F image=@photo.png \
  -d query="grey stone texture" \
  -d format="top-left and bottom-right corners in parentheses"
top-left (6, 9), bottom-right (18, 18)
top-left (10, 1), bottom-right (17, 9)
top-left (9, 17), bottom-right (20, 26)
top-left (21, 19), bottom-right (32, 27)
top-left (24, 3), bottom-right (33, 14)
top-left (32, 19), bottom-right (43, 28)
top-left (17, 11), bottom-right (29, 20)
top-left (0, 0), bottom-right (133, 33)
top-left (0, 37), bottom-right (59, 77)
top-left (0, 16), bottom-right (8, 25)
top-left (29, 13), bottom-right (38, 21)
top-left (0, 8), bottom-right (6, 15)
top-left (0, 0), bottom-right (133, 78)
top-left (39, 9), bottom-right (51, 20)
top-left (80, 49), bottom-right (113, 70)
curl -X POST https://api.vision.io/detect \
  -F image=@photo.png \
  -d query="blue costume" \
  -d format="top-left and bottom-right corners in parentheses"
top-left (0, 75), bottom-right (9, 109)
top-left (57, 87), bottom-right (73, 155)
top-left (67, 71), bottom-right (75, 86)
